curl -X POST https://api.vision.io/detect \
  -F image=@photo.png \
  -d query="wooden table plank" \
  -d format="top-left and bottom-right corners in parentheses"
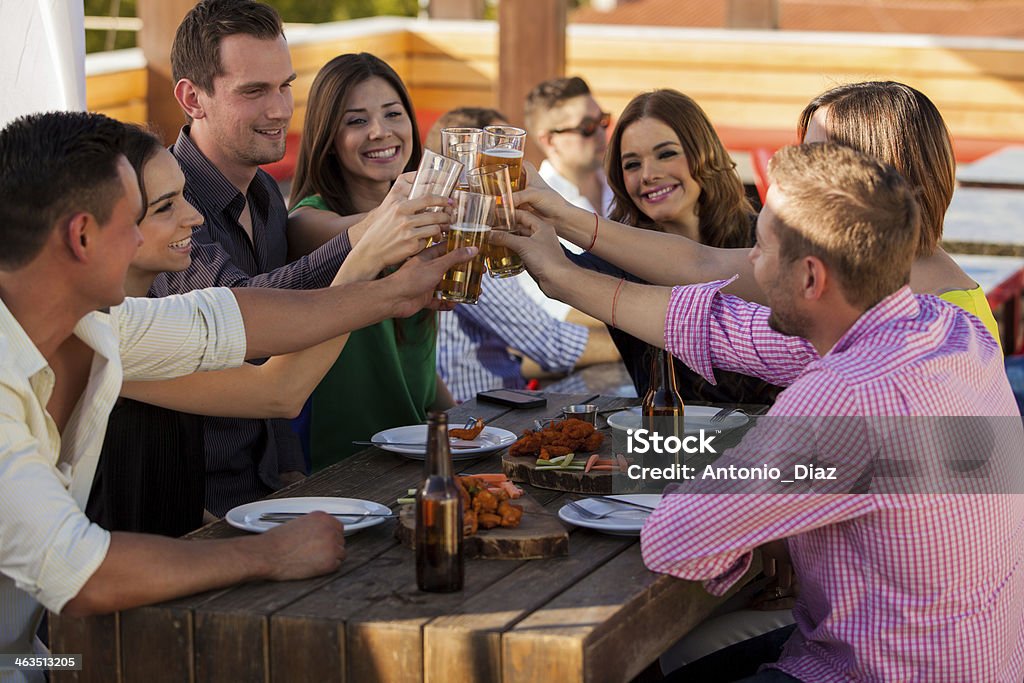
top-left (502, 548), bottom-right (762, 683)
top-left (422, 501), bottom-right (633, 683)
top-left (49, 613), bottom-right (119, 683)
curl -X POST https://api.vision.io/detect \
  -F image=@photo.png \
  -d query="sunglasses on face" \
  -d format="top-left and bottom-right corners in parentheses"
top-left (549, 112), bottom-right (611, 138)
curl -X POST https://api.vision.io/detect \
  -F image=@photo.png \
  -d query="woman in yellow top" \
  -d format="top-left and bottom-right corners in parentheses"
top-left (516, 81), bottom-right (1000, 341)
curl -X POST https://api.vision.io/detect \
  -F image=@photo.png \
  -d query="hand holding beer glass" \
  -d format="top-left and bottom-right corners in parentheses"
top-left (467, 164), bottom-right (524, 278)
top-left (408, 149), bottom-right (463, 210)
top-left (437, 190), bottom-right (494, 304)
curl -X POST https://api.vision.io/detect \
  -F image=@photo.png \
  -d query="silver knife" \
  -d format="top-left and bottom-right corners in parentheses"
top-left (352, 440), bottom-right (479, 450)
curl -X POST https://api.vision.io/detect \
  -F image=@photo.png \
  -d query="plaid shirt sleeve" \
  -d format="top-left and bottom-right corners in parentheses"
top-left (664, 278), bottom-right (819, 388)
top-left (150, 229), bottom-right (350, 294)
top-left (462, 277), bottom-right (589, 372)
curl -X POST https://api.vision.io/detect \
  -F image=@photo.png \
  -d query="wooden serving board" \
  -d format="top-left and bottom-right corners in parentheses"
top-left (395, 491), bottom-right (568, 560)
top-left (501, 451), bottom-right (642, 494)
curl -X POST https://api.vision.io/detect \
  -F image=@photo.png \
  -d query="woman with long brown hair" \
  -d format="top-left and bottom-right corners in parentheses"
top-left (286, 53), bottom-right (453, 468)
top-left (570, 89), bottom-right (774, 402)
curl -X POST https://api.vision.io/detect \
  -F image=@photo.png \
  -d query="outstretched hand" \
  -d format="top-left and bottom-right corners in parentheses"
top-left (511, 161), bottom-right (575, 224)
top-left (488, 210), bottom-right (572, 298)
top-left (385, 243), bottom-right (477, 317)
top-left (348, 172), bottom-right (452, 274)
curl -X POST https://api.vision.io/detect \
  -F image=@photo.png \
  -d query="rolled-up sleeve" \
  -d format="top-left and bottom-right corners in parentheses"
top-left (0, 393), bottom-right (109, 613)
top-left (665, 278), bottom-right (818, 388)
top-left (113, 287), bottom-right (247, 381)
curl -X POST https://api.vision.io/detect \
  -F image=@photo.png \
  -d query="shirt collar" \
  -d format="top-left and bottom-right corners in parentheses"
top-left (829, 285), bottom-right (920, 355)
top-left (0, 300), bottom-right (118, 381)
top-left (0, 297), bottom-right (48, 378)
top-left (171, 126), bottom-right (245, 215)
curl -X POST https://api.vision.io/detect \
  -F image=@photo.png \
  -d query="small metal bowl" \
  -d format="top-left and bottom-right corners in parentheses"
top-left (561, 404), bottom-right (599, 425)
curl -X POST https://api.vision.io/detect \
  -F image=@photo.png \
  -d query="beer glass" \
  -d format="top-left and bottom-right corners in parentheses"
top-left (480, 125), bottom-right (526, 189)
top-left (441, 128), bottom-right (482, 190)
top-left (437, 190), bottom-right (494, 304)
top-left (467, 164), bottom-right (524, 278)
top-left (440, 127), bottom-right (482, 158)
top-left (408, 149), bottom-right (463, 210)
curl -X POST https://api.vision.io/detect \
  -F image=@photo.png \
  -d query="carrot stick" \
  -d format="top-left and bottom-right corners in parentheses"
top-left (595, 458), bottom-right (616, 467)
top-left (591, 464), bottom-right (618, 471)
top-left (584, 453), bottom-right (601, 473)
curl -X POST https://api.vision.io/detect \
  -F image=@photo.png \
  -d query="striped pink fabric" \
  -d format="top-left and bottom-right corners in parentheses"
top-left (642, 279), bottom-right (1024, 682)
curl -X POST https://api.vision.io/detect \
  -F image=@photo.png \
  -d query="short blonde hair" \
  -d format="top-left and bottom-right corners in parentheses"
top-left (768, 143), bottom-right (920, 309)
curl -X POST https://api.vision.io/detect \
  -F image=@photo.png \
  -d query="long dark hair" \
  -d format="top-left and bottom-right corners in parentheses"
top-left (120, 124), bottom-right (165, 222)
top-left (606, 89), bottom-right (752, 248)
top-left (797, 81), bottom-right (954, 257)
top-left (290, 52), bottom-right (422, 214)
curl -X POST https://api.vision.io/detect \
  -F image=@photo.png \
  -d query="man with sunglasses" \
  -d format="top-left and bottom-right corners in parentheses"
top-left (525, 77), bottom-right (614, 225)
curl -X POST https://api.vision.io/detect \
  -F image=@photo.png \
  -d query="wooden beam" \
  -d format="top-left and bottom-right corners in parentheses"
top-left (727, 0), bottom-right (778, 29)
top-left (137, 0), bottom-right (196, 144)
top-left (429, 0), bottom-right (485, 20)
top-left (498, 0), bottom-right (565, 163)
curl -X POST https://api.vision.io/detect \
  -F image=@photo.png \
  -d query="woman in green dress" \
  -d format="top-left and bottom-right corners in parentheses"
top-left (288, 53), bottom-right (453, 468)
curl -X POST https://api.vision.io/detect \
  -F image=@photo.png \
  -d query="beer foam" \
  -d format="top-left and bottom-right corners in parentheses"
top-left (451, 222), bottom-right (491, 233)
top-left (481, 147), bottom-right (524, 159)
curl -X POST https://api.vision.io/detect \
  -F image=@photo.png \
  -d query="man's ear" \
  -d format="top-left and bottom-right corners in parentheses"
top-left (64, 213), bottom-right (92, 262)
top-left (174, 78), bottom-right (206, 120)
top-left (801, 255), bottom-right (828, 301)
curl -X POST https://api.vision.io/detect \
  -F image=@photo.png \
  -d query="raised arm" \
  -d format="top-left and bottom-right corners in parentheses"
top-left (121, 197), bottom-right (447, 418)
top-left (513, 164), bottom-right (764, 302)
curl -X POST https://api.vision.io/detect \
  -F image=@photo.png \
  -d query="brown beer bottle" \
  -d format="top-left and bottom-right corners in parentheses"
top-left (416, 412), bottom-right (464, 592)
top-left (642, 348), bottom-right (685, 439)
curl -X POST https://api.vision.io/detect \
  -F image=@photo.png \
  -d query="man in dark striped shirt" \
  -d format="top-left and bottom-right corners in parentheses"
top-left (150, 0), bottom-right (351, 515)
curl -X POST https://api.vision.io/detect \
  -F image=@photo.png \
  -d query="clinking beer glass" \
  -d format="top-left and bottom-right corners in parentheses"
top-left (437, 190), bottom-right (494, 304)
top-left (466, 164), bottom-right (524, 278)
top-left (479, 125), bottom-right (526, 190)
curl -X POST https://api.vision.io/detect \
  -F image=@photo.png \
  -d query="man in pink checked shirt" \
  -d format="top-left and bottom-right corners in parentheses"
top-left (496, 142), bottom-right (1024, 682)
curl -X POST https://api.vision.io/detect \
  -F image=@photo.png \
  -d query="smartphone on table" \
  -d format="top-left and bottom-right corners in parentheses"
top-left (476, 389), bottom-right (546, 409)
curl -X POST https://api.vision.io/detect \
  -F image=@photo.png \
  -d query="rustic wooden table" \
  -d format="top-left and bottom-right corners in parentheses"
top-left (50, 393), bottom-right (763, 683)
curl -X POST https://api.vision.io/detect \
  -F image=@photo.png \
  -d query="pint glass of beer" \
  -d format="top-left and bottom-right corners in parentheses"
top-left (467, 164), bottom-right (524, 278)
top-left (480, 126), bottom-right (526, 190)
top-left (437, 190), bottom-right (494, 304)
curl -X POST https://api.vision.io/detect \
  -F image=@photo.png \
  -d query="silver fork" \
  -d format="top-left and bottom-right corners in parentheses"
top-left (709, 407), bottom-right (746, 424)
top-left (566, 500), bottom-right (648, 521)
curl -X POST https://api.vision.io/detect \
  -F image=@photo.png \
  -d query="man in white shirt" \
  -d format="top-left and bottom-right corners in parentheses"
top-left (0, 111), bottom-right (472, 671)
top-left (521, 77), bottom-right (616, 321)
top-left (525, 76), bottom-right (614, 223)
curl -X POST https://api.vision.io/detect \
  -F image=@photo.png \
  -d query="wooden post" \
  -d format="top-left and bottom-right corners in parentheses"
top-left (137, 0), bottom-right (196, 144)
top-left (498, 0), bottom-right (565, 164)
top-left (726, 0), bottom-right (778, 29)
top-left (428, 0), bottom-right (484, 19)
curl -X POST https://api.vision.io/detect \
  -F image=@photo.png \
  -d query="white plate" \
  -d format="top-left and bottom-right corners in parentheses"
top-left (606, 405), bottom-right (749, 434)
top-left (370, 424), bottom-right (517, 460)
top-left (558, 494), bottom-right (663, 536)
top-left (225, 496), bottom-right (392, 535)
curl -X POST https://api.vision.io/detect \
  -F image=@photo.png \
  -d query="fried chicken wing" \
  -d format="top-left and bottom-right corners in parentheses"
top-left (449, 417), bottom-right (485, 440)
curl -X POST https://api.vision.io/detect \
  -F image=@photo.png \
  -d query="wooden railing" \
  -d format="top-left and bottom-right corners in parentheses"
top-left (86, 17), bottom-right (1024, 159)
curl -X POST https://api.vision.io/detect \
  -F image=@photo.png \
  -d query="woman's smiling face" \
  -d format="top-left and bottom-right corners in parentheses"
top-left (619, 117), bottom-right (701, 229)
top-left (333, 76), bottom-right (413, 185)
top-left (130, 147), bottom-right (203, 277)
